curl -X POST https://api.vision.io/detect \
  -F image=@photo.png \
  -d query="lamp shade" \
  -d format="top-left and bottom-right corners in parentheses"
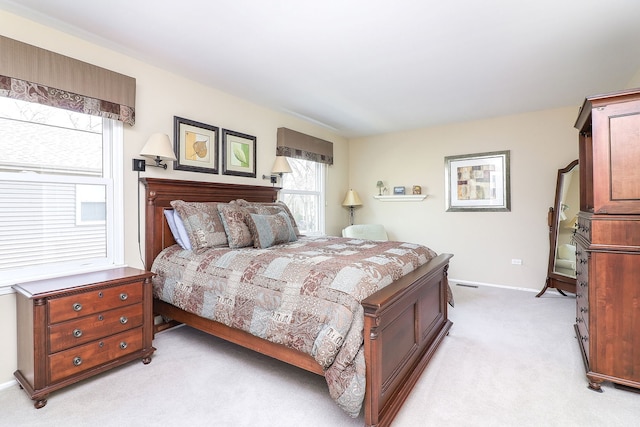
top-left (271, 156), bottom-right (292, 174)
top-left (342, 189), bottom-right (363, 207)
top-left (140, 133), bottom-right (177, 161)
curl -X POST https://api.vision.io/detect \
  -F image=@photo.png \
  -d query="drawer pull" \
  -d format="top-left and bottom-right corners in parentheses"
top-left (73, 356), bottom-right (83, 366)
top-left (72, 303), bottom-right (82, 312)
top-left (120, 341), bottom-right (128, 350)
top-left (73, 328), bottom-right (83, 338)
top-left (98, 315), bottom-right (104, 321)
top-left (98, 291), bottom-right (103, 298)
top-left (120, 316), bottom-right (128, 325)
top-left (119, 293), bottom-right (128, 301)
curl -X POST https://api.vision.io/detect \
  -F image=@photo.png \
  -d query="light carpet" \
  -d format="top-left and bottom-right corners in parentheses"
top-left (1, 284), bottom-right (639, 426)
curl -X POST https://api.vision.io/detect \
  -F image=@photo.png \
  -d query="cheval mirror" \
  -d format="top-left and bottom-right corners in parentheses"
top-left (537, 159), bottom-right (579, 297)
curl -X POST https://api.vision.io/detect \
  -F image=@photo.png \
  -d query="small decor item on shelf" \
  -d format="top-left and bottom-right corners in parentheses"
top-left (412, 185), bottom-right (422, 195)
top-left (393, 186), bottom-right (405, 195)
top-left (376, 180), bottom-right (384, 196)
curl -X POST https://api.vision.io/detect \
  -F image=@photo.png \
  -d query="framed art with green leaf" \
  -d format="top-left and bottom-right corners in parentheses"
top-left (221, 129), bottom-right (256, 178)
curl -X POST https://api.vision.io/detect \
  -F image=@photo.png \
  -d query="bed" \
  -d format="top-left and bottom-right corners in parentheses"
top-left (142, 178), bottom-right (453, 427)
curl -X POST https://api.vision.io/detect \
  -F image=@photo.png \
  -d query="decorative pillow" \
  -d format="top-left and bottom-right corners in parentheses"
top-left (236, 199), bottom-right (301, 236)
top-left (217, 203), bottom-right (256, 249)
top-left (170, 200), bottom-right (228, 251)
top-left (246, 211), bottom-right (298, 249)
top-left (163, 209), bottom-right (191, 250)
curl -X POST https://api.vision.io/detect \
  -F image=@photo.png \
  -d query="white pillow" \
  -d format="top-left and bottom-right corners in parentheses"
top-left (164, 209), bottom-right (192, 250)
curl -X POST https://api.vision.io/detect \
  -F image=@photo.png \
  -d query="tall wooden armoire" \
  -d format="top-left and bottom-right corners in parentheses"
top-left (573, 88), bottom-right (640, 391)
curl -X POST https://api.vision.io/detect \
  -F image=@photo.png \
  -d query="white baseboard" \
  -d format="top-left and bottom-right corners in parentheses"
top-left (450, 278), bottom-right (538, 293)
top-left (0, 378), bottom-right (17, 391)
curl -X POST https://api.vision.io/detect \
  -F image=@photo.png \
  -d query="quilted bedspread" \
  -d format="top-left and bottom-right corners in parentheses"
top-left (151, 235), bottom-right (438, 417)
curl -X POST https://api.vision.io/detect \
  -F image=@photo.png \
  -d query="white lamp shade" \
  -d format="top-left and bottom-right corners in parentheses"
top-left (140, 133), bottom-right (177, 161)
top-left (271, 156), bottom-right (292, 174)
top-left (342, 189), bottom-right (363, 207)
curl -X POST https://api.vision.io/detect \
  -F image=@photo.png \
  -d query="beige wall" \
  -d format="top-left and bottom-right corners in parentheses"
top-left (2, 8), bottom-right (639, 387)
top-left (348, 107), bottom-right (579, 290)
top-left (0, 10), bottom-right (348, 385)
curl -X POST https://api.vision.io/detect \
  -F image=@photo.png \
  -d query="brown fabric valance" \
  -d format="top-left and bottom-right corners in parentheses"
top-left (276, 127), bottom-right (333, 165)
top-left (0, 36), bottom-right (135, 125)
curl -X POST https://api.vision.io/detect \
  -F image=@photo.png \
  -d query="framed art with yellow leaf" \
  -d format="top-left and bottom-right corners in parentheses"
top-left (222, 129), bottom-right (256, 178)
top-left (174, 116), bottom-right (219, 174)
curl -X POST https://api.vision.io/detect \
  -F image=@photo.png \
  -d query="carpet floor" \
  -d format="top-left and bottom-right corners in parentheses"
top-left (1, 284), bottom-right (639, 426)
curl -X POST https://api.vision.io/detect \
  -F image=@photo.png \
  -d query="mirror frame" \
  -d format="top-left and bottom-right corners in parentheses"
top-left (537, 159), bottom-right (578, 297)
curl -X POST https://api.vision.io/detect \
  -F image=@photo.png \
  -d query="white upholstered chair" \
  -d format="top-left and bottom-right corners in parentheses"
top-left (341, 224), bottom-right (388, 241)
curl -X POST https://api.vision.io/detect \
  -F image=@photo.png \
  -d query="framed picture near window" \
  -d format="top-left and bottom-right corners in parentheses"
top-left (221, 129), bottom-right (257, 178)
top-left (174, 116), bottom-right (219, 174)
top-left (445, 150), bottom-right (510, 212)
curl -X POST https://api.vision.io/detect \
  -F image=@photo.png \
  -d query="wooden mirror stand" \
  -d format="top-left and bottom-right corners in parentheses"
top-left (537, 159), bottom-right (579, 297)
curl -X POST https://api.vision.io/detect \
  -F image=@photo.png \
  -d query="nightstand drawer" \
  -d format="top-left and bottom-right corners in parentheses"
top-left (48, 328), bottom-right (143, 384)
top-left (48, 282), bottom-right (143, 324)
top-left (48, 303), bottom-right (143, 353)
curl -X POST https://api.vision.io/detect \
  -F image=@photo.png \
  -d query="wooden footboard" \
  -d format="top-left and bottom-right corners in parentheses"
top-left (142, 178), bottom-right (452, 427)
top-left (362, 253), bottom-right (452, 427)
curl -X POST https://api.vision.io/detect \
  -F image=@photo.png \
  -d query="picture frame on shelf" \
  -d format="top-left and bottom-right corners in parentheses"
top-left (393, 186), bottom-right (405, 195)
top-left (173, 116), bottom-right (219, 174)
top-left (221, 129), bottom-right (257, 178)
top-left (445, 150), bottom-right (510, 212)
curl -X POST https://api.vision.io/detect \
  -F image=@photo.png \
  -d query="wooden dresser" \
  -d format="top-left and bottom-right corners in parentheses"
top-left (574, 88), bottom-right (640, 392)
top-left (13, 267), bottom-right (155, 408)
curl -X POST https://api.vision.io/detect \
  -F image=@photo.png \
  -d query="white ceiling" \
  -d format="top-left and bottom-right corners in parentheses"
top-left (2, 0), bottom-right (640, 137)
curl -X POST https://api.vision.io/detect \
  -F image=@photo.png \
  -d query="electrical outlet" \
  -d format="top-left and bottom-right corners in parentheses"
top-left (511, 259), bottom-right (523, 265)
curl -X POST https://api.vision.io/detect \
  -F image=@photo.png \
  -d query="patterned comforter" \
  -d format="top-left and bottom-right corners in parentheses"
top-left (151, 235), bottom-right (438, 417)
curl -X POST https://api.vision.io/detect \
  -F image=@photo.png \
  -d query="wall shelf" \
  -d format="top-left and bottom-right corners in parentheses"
top-left (374, 195), bottom-right (427, 202)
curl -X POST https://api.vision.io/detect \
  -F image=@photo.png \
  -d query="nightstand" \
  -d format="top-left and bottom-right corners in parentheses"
top-left (13, 267), bottom-right (155, 408)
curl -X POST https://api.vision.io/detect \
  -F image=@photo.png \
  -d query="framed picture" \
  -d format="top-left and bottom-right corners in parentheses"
top-left (221, 129), bottom-right (256, 178)
top-left (173, 116), bottom-right (219, 174)
top-left (393, 186), bottom-right (405, 195)
top-left (445, 150), bottom-right (510, 212)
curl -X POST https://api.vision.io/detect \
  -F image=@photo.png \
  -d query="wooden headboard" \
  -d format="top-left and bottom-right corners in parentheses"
top-left (140, 178), bottom-right (279, 269)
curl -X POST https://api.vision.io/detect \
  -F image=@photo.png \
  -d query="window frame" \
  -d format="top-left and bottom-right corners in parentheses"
top-left (0, 116), bottom-right (124, 291)
top-left (279, 158), bottom-right (326, 235)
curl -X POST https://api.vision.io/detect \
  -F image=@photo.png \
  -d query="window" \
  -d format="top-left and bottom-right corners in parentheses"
top-left (0, 97), bottom-right (123, 286)
top-left (279, 158), bottom-right (325, 235)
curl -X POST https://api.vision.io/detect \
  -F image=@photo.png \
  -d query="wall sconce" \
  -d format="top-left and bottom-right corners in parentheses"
top-left (262, 156), bottom-right (292, 184)
top-left (132, 133), bottom-right (177, 171)
top-left (342, 189), bottom-right (363, 226)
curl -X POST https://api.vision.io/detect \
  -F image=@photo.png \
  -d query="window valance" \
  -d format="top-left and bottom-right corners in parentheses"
top-left (276, 127), bottom-right (333, 165)
top-left (0, 36), bottom-right (136, 125)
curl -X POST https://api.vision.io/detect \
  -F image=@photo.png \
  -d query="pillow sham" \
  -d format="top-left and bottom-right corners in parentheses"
top-left (235, 199), bottom-right (301, 236)
top-left (217, 203), bottom-right (256, 249)
top-left (163, 209), bottom-right (191, 250)
top-left (170, 200), bottom-right (228, 251)
top-left (246, 211), bottom-right (297, 249)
